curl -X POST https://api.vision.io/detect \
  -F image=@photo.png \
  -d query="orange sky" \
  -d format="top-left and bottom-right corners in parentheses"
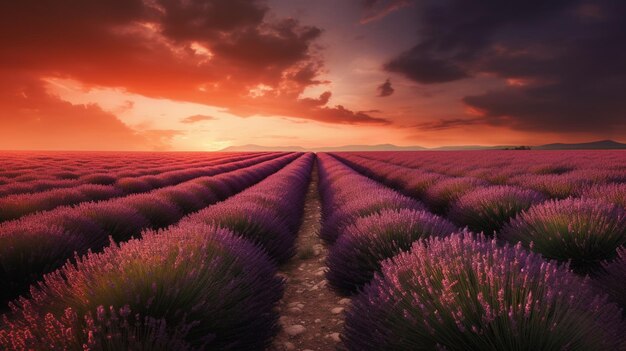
top-left (1, 0), bottom-right (624, 151)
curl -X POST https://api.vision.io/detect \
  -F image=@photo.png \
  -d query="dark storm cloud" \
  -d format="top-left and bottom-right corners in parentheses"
top-left (385, 54), bottom-right (468, 83)
top-left (157, 0), bottom-right (268, 41)
top-left (377, 79), bottom-right (395, 97)
top-left (387, 0), bottom-right (626, 134)
top-left (384, 0), bottom-right (572, 84)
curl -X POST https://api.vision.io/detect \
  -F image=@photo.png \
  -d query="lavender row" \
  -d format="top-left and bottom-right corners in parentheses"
top-left (178, 153), bottom-right (314, 264)
top-left (356, 150), bottom-right (626, 182)
top-left (333, 152), bottom-right (549, 214)
top-left (343, 233), bottom-right (625, 350)
top-left (317, 153), bottom-right (458, 295)
top-left (332, 152), bottom-right (623, 232)
top-left (0, 153), bottom-right (284, 222)
top-left (331, 153), bottom-right (626, 275)
top-left (0, 152), bottom-right (248, 193)
top-left (317, 153), bottom-right (626, 348)
top-left (0, 224), bottom-right (282, 350)
top-left (346, 152), bottom-right (626, 202)
top-left (0, 152), bottom-right (268, 198)
top-left (0, 153), bottom-right (314, 349)
top-left (0, 151), bottom-right (259, 179)
top-left (0, 153), bottom-right (300, 305)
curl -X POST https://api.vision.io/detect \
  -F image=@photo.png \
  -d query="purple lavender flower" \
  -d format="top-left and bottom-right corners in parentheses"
top-left (343, 232), bottom-right (625, 350)
top-left (75, 202), bottom-right (151, 242)
top-left (326, 208), bottom-right (457, 295)
top-left (448, 185), bottom-right (546, 234)
top-left (423, 177), bottom-right (489, 214)
top-left (321, 191), bottom-right (425, 244)
top-left (0, 210), bottom-right (107, 303)
top-left (581, 183), bottom-right (626, 208)
top-left (501, 198), bottom-right (626, 273)
top-left (124, 194), bottom-right (184, 229)
top-left (507, 173), bottom-right (590, 199)
top-left (595, 247), bottom-right (626, 316)
top-left (184, 202), bottom-right (295, 264)
top-left (0, 224), bottom-right (283, 350)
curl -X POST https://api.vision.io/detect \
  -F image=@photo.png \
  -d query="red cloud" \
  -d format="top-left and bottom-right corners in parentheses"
top-left (0, 0), bottom-right (381, 131)
top-left (0, 72), bottom-right (166, 151)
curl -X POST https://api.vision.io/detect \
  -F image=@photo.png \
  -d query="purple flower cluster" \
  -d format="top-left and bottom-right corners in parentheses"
top-left (331, 153), bottom-right (444, 199)
top-left (317, 154), bottom-right (425, 243)
top-left (0, 152), bottom-right (265, 197)
top-left (448, 185), bottom-right (546, 234)
top-left (0, 153), bottom-right (284, 222)
top-left (0, 153), bottom-right (299, 305)
top-left (326, 208), bottom-right (457, 295)
top-left (180, 154), bottom-right (313, 264)
top-left (0, 224), bottom-right (283, 350)
top-left (501, 198), bottom-right (626, 273)
top-left (343, 233), bottom-right (625, 350)
top-left (507, 173), bottom-right (591, 199)
top-left (422, 176), bottom-right (489, 214)
top-left (330, 151), bottom-right (626, 207)
top-left (0, 153), bottom-right (314, 349)
top-left (596, 247), bottom-right (626, 315)
top-left (581, 182), bottom-right (626, 208)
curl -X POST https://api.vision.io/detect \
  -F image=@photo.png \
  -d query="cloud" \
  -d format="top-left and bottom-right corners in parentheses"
top-left (383, 1), bottom-right (572, 84)
top-left (140, 129), bottom-right (185, 151)
top-left (0, 73), bottom-right (162, 150)
top-left (385, 53), bottom-right (469, 84)
top-left (360, 0), bottom-right (412, 24)
top-left (0, 0), bottom-right (372, 127)
top-left (226, 91), bottom-right (391, 125)
top-left (385, 0), bottom-right (626, 134)
top-left (180, 114), bottom-right (217, 124)
top-left (310, 105), bottom-right (391, 125)
top-left (377, 78), bottom-right (395, 97)
top-left (415, 117), bottom-right (486, 131)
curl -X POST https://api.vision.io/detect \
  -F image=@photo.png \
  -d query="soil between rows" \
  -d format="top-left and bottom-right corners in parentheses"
top-left (269, 166), bottom-right (347, 351)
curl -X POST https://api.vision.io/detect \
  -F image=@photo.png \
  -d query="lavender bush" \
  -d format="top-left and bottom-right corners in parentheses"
top-left (184, 203), bottom-right (295, 264)
top-left (0, 224), bottom-right (283, 350)
top-left (321, 191), bottom-right (425, 244)
top-left (343, 233), bottom-right (625, 350)
top-left (124, 194), bottom-right (183, 229)
top-left (0, 154), bottom-right (298, 307)
top-left (501, 198), bottom-right (626, 272)
top-left (326, 209), bottom-right (457, 295)
top-left (581, 183), bottom-right (626, 208)
top-left (448, 186), bottom-right (546, 234)
top-left (0, 211), bottom-right (107, 304)
top-left (422, 177), bottom-right (489, 214)
top-left (595, 247), bottom-right (626, 315)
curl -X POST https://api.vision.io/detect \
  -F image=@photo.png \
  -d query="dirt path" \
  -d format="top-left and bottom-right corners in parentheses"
top-left (269, 165), bottom-right (347, 351)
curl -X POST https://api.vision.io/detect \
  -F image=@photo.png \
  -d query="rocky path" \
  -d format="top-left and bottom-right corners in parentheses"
top-left (269, 166), bottom-right (347, 351)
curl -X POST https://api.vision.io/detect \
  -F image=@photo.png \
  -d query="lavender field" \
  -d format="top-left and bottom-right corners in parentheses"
top-left (0, 151), bottom-right (625, 350)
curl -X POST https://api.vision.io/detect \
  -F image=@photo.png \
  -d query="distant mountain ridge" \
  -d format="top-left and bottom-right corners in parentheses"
top-left (220, 144), bottom-right (307, 152)
top-left (534, 140), bottom-right (626, 150)
top-left (221, 144), bottom-right (428, 152)
top-left (220, 140), bottom-right (626, 152)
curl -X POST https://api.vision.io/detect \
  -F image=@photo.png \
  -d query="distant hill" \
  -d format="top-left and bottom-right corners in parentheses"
top-left (534, 140), bottom-right (626, 150)
top-left (315, 144), bottom-right (428, 152)
top-left (220, 140), bottom-right (626, 152)
top-left (221, 144), bottom-right (427, 152)
top-left (221, 144), bottom-right (307, 152)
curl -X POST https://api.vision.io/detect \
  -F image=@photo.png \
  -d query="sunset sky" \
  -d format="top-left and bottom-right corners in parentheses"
top-left (1, 0), bottom-right (625, 151)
